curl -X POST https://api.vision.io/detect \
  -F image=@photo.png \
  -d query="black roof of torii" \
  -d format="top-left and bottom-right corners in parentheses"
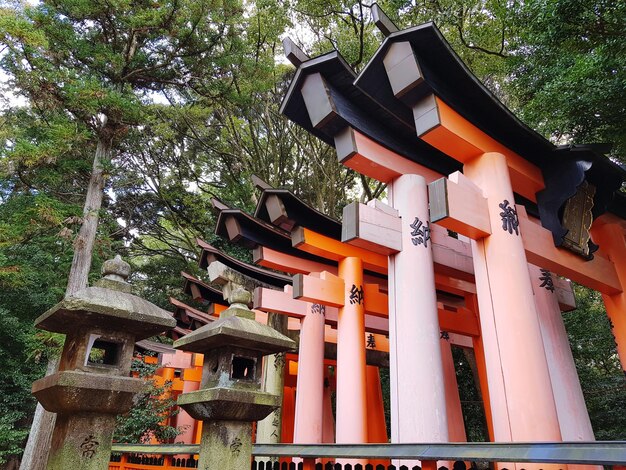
top-left (280, 19), bottom-right (626, 220)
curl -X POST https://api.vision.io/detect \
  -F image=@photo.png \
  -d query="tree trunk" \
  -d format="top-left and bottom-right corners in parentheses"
top-left (18, 358), bottom-right (59, 470)
top-left (65, 135), bottom-right (111, 296)
top-left (19, 133), bottom-right (112, 469)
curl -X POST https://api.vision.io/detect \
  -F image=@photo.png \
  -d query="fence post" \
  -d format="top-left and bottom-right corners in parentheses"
top-left (119, 453), bottom-right (128, 470)
top-left (422, 460), bottom-right (438, 470)
top-left (302, 458), bottom-right (316, 470)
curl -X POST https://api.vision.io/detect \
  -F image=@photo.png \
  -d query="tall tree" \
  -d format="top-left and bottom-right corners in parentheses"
top-left (508, 0), bottom-right (626, 156)
top-left (1, 0), bottom-right (250, 466)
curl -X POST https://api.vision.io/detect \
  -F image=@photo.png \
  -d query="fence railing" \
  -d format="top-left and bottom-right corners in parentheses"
top-left (252, 442), bottom-right (626, 465)
top-left (110, 441), bottom-right (626, 470)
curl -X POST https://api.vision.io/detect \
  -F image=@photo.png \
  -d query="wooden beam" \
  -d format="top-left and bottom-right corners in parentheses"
top-left (518, 206), bottom-right (622, 294)
top-left (419, 97), bottom-right (544, 202)
top-left (254, 246), bottom-right (332, 275)
top-left (301, 73), bottom-right (340, 129)
top-left (553, 277), bottom-right (576, 312)
top-left (224, 215), bottom-right (243, 243)
top-left (342, 201), bottom-right (402, 255)
top-left (383, 41), bottom-right (424, 100)
top-left (254, 286), bottom-right (307, 318)
top-left (292, 272), bottom-right (345, 307)
top-left (264, 194), bottom-right (291, 229)
top-left (371, 3), bottom-right (398, 37)
top-left (428, 171), bottom-right (491, 239)
top-left (439, 307), bottom-right (480, 337)
top-left (254, 287), bottom-right (388, 335)
top-left (363, 284), bottom-right (388, 318)
top-left (253, 245), bottom-right (387, 287)
top-left (282, 37), bottom-right (309, 67)
top-left (254, 286), bottom-right (479, 338)
top-left (435, 273), bottom-right (476, 296)
top-left (334, 127), bottom-right (442, 184)
top-left (251, 174), bottom-right (272, 191)
top-left (292, 226), bottom-right (388, 274)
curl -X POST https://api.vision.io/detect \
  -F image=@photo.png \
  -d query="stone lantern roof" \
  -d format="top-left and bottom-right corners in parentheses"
top-left (34, 255), bottom-right (176, 340)
top-left (174, 286), bottom-right (294, 355)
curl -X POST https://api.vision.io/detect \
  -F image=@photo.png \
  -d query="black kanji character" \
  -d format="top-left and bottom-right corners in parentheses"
top-left (499, 200), bottom-right (519, 235)
top-left (410, 217), bottom-right (431, 247)
top-left (538, 269), bottom-right (555, 292)
top-left (80, 435), bottom-right (99, 459)
top-left (349, 284), bottom-right (364, 305)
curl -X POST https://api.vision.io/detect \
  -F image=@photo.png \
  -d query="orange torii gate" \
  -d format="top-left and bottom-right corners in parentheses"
top-left (214, 172), bottom-right (585, 454)
top-left (212, 187), bottom-right (478, 468)
top-left (279, 7), bottom-right (624, 470)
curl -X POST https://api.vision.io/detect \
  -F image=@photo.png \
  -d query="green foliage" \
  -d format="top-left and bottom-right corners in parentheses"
top-left (564, 285), bottom-right (626, 439)
top-left (114, 357), bottom-right (181, 444)
top-left (508, 0), bottom-right (626, 155)
top-left (0, 309), bottom-right (45, 465)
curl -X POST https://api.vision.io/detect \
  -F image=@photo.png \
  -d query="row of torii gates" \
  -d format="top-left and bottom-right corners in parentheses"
top-left (169, 13), bottom-right (626, 470)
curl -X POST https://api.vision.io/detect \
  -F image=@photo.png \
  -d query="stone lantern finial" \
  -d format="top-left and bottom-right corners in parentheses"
top-left (97, 255), bottom-right (131, 293)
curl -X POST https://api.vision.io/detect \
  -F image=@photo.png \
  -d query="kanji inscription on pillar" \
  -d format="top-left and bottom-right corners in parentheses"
top-left (273, 351), bottom-right (286, 370)
top-left (366, 334), bottom-right (376, 349)
top-left (311, 303), bottom-right (326, 315)
top-left (349, 284), bottom-right (364, 305)
top-left (270, 410), bottom-right (280, 440)
top-left (499, 200), bottom-right (519, 235)
top-left (230, 438), bottom-right (242, 456)
top-left (539, 269), bottom-right (555, 292)
top-left (271, 410), bottom-right (280, 439)
top-left (80, 435), bottom-right (99, 459)
top-left (410, 217), bottom-right (431, 247)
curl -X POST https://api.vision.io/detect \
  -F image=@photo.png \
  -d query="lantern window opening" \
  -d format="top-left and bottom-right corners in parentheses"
top-left (86, 336), bottom-right (123, 367)
top-left (231, 355), bottom-right (256, 381)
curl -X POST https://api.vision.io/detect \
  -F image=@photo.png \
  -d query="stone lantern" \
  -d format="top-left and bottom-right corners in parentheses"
top-left (32, 255), bottom-right (176, 470)
top-left (174, 261), bottom-right (295, 469)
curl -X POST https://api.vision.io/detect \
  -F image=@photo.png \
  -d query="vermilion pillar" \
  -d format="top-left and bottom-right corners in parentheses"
top-left (388, 174), bottom-right (448, 467)
top-left (174, 380), bottom-right (200, 444)
top-left (464, 153), bottom-right (561, 469)
top-left (281, 386), bottom-right (296, 444)
top-left (590, 219), bottom-right (626, 373)
top-left (293, 302), bottom-right (326, 444)
top-left (529, 264), bottom-right (600, 470)
top-left (336, 256), bottom-right (368, 465)
top-left (366, 366), bottom-right (389, 468)
top-left (440, 339), bottom-right (467, 444)
top-left (322, 369), bottom-right (335, 444)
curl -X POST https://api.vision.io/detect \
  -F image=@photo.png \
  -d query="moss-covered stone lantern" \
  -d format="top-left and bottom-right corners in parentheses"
top-left (31, 255), bottom-right (176, 470)
top-left (174, 261), bottom-right (295, 469)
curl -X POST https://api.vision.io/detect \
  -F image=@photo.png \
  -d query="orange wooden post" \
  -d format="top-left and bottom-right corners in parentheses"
top-left (387, 174), bottom-right (448, 468)
top-left (366, 365), bottom-right (389, 467)
top-left (281, 386), bottom-right (296, 444)
top-left (591, 218), bottom-right (626, 373)
top-left (336, 256), bottom-right (368, 466)
top-left (440, 339), bottom-right (466, 443)
top-left (422, 460), bottom-right (438, 470)
top-left (464, 152), bottom-right (562, 470)
top-left (529, 263), bottom-right (601, 470)
top-left (465, 293), bottom-right (495, 442)
top-left (293, 302), bottom-right (326, 467)
top-left (302, 458), bottom-right (316, 470)
top-left (322, 368), bottom-right (335, 443)
top-left (119, 453), bottom-right (128, 470)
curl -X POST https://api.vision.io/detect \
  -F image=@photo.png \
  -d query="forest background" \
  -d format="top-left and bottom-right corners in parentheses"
top-left (0, 0), bottom-right (625, 467)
